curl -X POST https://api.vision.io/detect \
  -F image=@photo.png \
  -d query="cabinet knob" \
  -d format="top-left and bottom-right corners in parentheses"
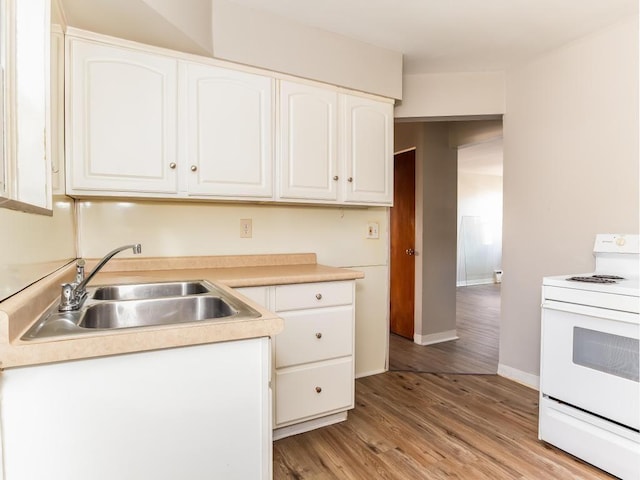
top-left (347, 177), bottom-right (353, 183)
top-left (333, 175), bottom-right (339, 181)
top-left (169, 162), bottom-right (176, 169)
top-left (406, 248), bottom-right (416, 256)
top-left (190, 165), bottom-right (198, 172)
top-left (315, 293), bottom-right (322, 300)
top-left (315, 332), bottom-right (322, 339)
top-left (315, 386), bottom-right (322, 394)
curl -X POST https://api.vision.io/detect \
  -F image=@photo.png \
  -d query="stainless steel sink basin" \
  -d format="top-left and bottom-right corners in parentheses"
top-left (79, 296), bottom-right (236, 329)
top-left (22, 280), bottom-right (261, 340)
top-left (92, 281), bottom-right (210, 301)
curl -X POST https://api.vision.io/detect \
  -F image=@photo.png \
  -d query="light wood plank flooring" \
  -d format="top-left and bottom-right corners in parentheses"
top-left (273, 372), bottom-right (613, 479)
top-left (390, 284), bottom-right (500, 374)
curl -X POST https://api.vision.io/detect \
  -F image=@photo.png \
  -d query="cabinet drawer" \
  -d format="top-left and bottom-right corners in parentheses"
top-left (275, 358), bottom-right (353, 426)
top-left (275, 307), bottom-right (352, 368)
top-left (275, 281), bottom-right (352, 311)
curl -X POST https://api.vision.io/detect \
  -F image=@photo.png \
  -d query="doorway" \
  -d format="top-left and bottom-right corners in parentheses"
top-left (389, 120), bottom-right (503, 374)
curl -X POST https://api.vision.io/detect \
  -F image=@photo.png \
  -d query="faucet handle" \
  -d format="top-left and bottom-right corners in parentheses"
top-left (75, 259), bottom-right (86, 283)
top-left (59, 283), bottom-right (75, 311)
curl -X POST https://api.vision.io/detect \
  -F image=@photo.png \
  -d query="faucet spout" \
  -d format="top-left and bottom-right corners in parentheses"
top-left (59, 244), bottom-right (142, 311)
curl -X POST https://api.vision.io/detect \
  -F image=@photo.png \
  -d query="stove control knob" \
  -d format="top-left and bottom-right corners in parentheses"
top-left (616, 237), bottom-right (626, 246)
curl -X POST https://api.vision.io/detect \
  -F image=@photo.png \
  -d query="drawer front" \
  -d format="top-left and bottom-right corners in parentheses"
top-left (275, 281), bottom-right (353, 311)
top-left (275, 307), bottom-right (353, 368)
top-left (275, 358), bottom-right (353, 426)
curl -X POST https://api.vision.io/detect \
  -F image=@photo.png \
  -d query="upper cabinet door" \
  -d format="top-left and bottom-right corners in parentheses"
top-left (342, 95), bottom-right (393, 206)
top-left (66, 39), bottom-right (178, 195)
top-left (278, 81), bottom-right (338, 201)
top-left (184, 63), bottom-right (274, 199)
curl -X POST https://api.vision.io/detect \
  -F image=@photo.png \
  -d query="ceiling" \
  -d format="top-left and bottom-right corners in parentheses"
top-left (224, 0), bottom-right (637, 74)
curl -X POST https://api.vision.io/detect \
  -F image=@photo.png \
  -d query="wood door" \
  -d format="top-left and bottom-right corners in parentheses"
top-left (390, 149), bottom-right (416, 339)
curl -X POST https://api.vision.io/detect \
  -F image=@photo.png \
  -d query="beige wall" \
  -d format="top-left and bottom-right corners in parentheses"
top-left (395, 72), bottom-right (505, 119)
top-left (421, 124), bottom-right (458, 340)
top-left (394, 122), bottom-right (458, 344)
top-left (60, 0), bottom-right (213, 56)
top-left (76, 200), bottom-right (390, 377)
top-left (0, 197), bottom-right (76, 301)
top-left (500, 16), bottom-right (639, 385)
top-left (211, 0), bottom-right (403, 99)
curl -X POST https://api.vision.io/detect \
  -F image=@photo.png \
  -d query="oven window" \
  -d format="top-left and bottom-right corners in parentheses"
top-left (573, 327), bottom-right (639, 382)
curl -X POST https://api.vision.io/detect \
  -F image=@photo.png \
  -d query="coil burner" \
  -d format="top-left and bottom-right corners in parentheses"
top-left (567, 275), bottom-right (624, 284)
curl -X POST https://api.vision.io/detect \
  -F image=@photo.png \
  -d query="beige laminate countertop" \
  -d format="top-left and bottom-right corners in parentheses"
top-left (0, 253), bottom-right (363, 369)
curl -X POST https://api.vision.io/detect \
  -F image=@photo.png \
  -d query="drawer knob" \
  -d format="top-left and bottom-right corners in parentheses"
top-left (315, 386), bottom-right (322, 394)
top-left (315, 332), bottom-right (322, 339)
top-left (315, 293), bottom-right (322, 300)
top-left (169, 162), bottom-right (176, 169)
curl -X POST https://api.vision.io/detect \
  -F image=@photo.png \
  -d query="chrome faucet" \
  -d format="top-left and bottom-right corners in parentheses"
top-left (59, 244), bottom-right (142, 311)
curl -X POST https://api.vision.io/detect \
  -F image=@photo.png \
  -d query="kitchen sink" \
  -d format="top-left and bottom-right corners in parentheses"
top-left (92, 281), bottom-right (210, 301)
top-left (79, 296), bottom-right (236, 329)
top-left (22, 280), bottom-right (261, 340)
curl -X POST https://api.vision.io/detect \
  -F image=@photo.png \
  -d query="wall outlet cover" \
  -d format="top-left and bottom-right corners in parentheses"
top-left (367, 222), bottom-right (379, 239)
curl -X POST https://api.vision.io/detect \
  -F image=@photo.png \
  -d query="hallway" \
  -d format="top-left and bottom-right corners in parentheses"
top-left (389, 284), bottom-right (500, 374)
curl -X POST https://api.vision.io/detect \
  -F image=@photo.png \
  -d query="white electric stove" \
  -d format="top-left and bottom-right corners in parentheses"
top-left (539, 234), bottom-right (640, 480)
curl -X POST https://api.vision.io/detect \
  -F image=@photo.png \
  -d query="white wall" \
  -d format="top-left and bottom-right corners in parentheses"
top-left (0, 198), bottom-right (76, 301)
top-left (211, 0), bottom-right (403, 99)
top-left (76, 200), bottom-right (390, 377)
top-left (500, 16), bottom-right (639, 384)
top-left (395, 72), bottom-right (505, 119)
top-left (457, 173), bottom-right (503, 285)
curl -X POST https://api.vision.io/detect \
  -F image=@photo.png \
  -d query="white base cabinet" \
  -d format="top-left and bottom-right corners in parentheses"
top-left (236, 281), bottom-right (355, 438)
top-left (0, 339), bottom-right (272, 480)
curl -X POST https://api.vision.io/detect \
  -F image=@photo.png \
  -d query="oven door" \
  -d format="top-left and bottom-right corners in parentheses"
top-left (541, 300), bottom-right (639, 430)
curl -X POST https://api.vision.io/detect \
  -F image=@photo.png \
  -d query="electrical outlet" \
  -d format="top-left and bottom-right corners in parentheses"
top-left (240, 218), bottom-right (252, 238)
top-left (367, 222), bottom-right (379, 239)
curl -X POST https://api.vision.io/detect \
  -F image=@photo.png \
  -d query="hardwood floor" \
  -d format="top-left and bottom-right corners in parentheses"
top-left (389, 284), bottom-right (500, 374)
top-left (273, 372), bottom-right (614, 479)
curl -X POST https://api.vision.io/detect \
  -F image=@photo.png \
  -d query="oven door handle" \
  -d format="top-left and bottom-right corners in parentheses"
top-left (542, 300), bottom-right (639, 325)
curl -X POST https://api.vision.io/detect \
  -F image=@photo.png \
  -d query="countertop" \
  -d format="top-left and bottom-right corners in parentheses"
top-left (0, 253), bottom-right (364, 369)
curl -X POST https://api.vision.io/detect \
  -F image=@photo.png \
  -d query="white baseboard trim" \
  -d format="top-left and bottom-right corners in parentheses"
top-left (498, 363), bottom-right (540, 390)
top-left (273, 412), bottom-right (348, 440)
top-left (355, 368), bottom-right (386, 379)
top-left (456, 278), bottom-right (495, 287)
top-left (414, 330), bottom-right (459, 346)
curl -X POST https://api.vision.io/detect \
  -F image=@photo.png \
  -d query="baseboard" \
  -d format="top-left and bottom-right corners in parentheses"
top-left (414, 330), bottom-right (459, 346)
top-left (273, 412), bottom-right (348, 440)
top-left (456, 278), bottom-right (495, 287)
top-left (498, 363), bottom-right (540, 390)
top-left (355, 368), bottom-right (386, 379)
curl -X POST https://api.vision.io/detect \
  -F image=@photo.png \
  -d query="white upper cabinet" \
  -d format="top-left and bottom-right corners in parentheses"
top-left (66, 38), bottom-right (179, 195)
top-left (278, 81), bottom-right (338, 201)
top-left (0, 0), bottom-right (52, 212)
top-left (63, 30), bottom-right (393, 206)
top-left (342, 95), bottom-right (393, 205)
top-left (183, 63), bottom-right (273, 199)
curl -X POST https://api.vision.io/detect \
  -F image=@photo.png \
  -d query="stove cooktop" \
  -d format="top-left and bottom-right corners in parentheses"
top-left (567, 275), bottom-right (624, 284)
